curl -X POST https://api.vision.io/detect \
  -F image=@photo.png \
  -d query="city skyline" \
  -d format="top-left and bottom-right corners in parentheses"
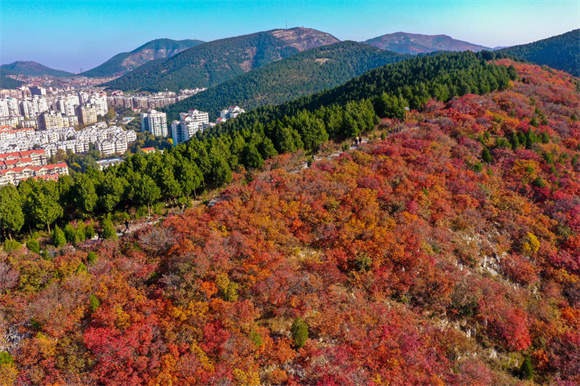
top-left (1, 0), bottom-right (579, 72)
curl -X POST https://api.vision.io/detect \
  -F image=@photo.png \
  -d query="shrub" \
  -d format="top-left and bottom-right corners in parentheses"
top-left (3, 239), bottom-right (22, 253)
top-left (87, 251), bottom-right (98, 265)
top-left (53, 226), bottom-right (66, 247)
top-left (76, 262), bottom-right (87, 273)
top-left (532, 177), bottom-right (546, 188)
top-left (216, 273), bottom-right (238, 301)
top-left (481, 147), bottom-right (493, 163)
top-left (41, 249), bottom-right (51, 261)
top-left (291, 317), bottom-right (309, 348)
top-left (519, 355), bottom-right (534, 380)
top-left (0, 351), bottom-right (13, 365)
top-left (26, 238), bottom-right (40, 254)
top-left (84, 223), bottom-right (96, 239)
top-left (89, 294), bottom-right (100, 313)
top-left (355, 253), bottom-right (372, 272)
top-left (76, 223), bottom-right (86, 243)
top-left (522, 232), bottom-right (540, 255)
top-left (249, 330), bottom-right (263, 347)
top-left (64, 223), bottom-right (78, 245)
top-left (101, 217), bottom-right (117, 240)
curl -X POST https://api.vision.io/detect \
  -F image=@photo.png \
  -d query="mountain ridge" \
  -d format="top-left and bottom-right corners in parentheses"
top-left (104, 27), bottom-right (340, 92)
top-left (81, 38), bottom-right (204, 77)
top-left (0, 61), bottom-right (74, 78)
top-left (164, 41), bottom-right (405, 120)
top-left (499, 29), bottom-right (580, 76)
top-left (365, 32), bottom-right (489, 54)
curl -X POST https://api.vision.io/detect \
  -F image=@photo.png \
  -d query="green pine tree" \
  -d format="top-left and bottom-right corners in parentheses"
top-left (291, 317), bottom-right (309, 348)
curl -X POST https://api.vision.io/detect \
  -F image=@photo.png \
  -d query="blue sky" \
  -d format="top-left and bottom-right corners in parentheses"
top-left (1, 0), bottom-right (578, 73)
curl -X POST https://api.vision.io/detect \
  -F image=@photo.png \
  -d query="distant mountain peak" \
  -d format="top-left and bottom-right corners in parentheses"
top-left (365, 32), bottom-right (488, 54)
top-left (105, 27), bottom-right (341, 92)
top-left (0, 61), bottom-right (73, 77)
top-left (81, 38), bottom-right (204, 78)
top-left (499, 29), bottom-right (579, 76)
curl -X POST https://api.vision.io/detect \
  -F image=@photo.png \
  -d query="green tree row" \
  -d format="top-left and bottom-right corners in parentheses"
top-left (0, 52), bottom-right (516, 239)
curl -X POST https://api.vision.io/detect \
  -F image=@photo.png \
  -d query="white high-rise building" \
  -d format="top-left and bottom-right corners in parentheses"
top-left (141, 110), bottom-right (168, 137)
top-left (171, 109), bottom-right (209, 145)
top-left (0, 100), bottom-right (9, 117)
top-left (220, 105), bottom-right (245, 120)
top-left (89, 93), bottom-right (108, 116)
top-left (56, 96), bottom-right (78, 117)
top-left (6, 98), bottom-right (20, 117)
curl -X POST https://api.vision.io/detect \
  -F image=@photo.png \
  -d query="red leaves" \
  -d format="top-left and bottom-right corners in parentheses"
top-left (200, 321), bottom-right (231, 357)
top-left (2, 59), bottom-right (579, 384)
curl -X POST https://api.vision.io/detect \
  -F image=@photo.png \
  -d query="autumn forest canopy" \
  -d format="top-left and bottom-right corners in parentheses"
top-left (0, 52), bottom-right (579, 384)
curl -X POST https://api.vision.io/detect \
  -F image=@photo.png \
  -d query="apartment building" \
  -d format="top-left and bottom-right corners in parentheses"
top-left (171, 109), bottom-right (209, 145)
top-left (141, 109), bottom-right (168, 137)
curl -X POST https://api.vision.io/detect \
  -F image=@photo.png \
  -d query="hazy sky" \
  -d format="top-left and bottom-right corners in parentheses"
top-left (1, 0), bottom-right (578, 73)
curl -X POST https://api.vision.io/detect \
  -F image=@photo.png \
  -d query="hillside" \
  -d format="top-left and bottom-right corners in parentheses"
top-left (0, 74), bottom-right (24, 89)
top-left (104, 27), bottom-right (340, 91)
top-left (81, 38), bottom-right (204, 77)
top-left (365, 32), bottom-right (489, 54)
top-left (500, 29), bottom-right (580, 76)
top-left (164, 41), bottom-right (405, 119)
top-left (0, 59), bottom-right (578, 384)
top-left (251, 51), bottom-right (514, 122)
top-left (0, 61), bottom-right (73, 77)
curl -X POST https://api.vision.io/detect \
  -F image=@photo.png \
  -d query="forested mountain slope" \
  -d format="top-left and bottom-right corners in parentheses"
top-left (81, 38), bottom-right (204, 77)
top-left (0, 61), bottom-right (73, 77)
top-left (0, 59), bottom-right (578, 384)
top-left (164, 41), bottom-right (404, 119)
top-left (500, 29), bottom-right (580, 76)
top-left (0, 74), bottom-right (24, 89)
top-left (104, 27), bottom-right (339, 91)
top-left (0, 52), bottom-right (517, 235)
top-left (365, 31), bottom-right (488, 53)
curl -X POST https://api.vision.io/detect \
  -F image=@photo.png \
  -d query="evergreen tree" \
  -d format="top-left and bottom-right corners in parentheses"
top-left (519, 355), bottom-right (534, 380)
top-left (53, 225), bottom-right (66, 247)
top-left (0, 185), bottom-right (24, 239)
top-left (89, 294), bottom-right (101, 313)
top-left (291, 317), bottom-right (309, 348)
top-left (258, 137), bottom-right (278, 159)
top-left (64, 223), bottom-right (78, 245)
top-left (84, 223), bottom-right (96, 240)
top-left (131, 174), bottom-right (161, 216)
top-left (156, 165), bottom-right (182, 202)
top-left (207, 152), bottom-right (232, 188)
top-left (72, 174), bottom-right (98, 214)
top-left (101, 217), bottom-right (117, 240)
top-left (241, 143), bottom-right (264, 169)
top-left (26, 238), bottom-right (40, 254)
top-left (97, 174), bottom-right (126, 214)
top-left (25, 189), bottom-right (62, 232)
top-left (291, 111), bottom-right (328, 152)
top-left (482, 147), bottom-right (493, 163)
top-left (179, 161), bottom-right (203, 199)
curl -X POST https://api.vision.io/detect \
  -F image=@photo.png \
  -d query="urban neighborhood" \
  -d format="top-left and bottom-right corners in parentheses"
top-left (0, 82), bottom-right (244, 186)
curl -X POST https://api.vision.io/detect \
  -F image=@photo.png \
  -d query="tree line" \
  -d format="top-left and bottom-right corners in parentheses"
top-left (0, 52), bottom-right (516, 239)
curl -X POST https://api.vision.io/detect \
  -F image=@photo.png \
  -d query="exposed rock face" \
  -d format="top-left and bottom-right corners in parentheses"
top-left (271, 27), bottom-right (339, 51)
